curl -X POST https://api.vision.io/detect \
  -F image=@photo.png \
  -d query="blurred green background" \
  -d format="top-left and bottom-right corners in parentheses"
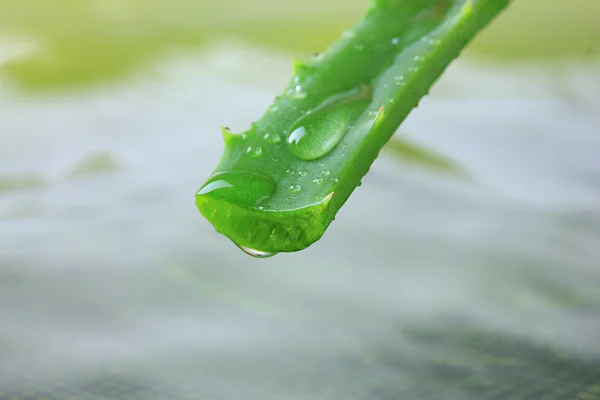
top-left (1, 1), bottom-right (599, 400)
top-left (1, 0), bottom-right (599, 89)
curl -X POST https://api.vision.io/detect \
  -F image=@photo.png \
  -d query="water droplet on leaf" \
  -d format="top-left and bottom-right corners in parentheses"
top-left (263, 132), bottom-right (281, 144)
top-left (286, 85), bottom-right (373, 161)
top-left (289, 184), bottom-right (302, 194)
top-left (197, 171), bottom-right (275, 207)
top-left (289, 85), bottom-right (306, 99)
top-left (246, 146), bottom-right (262, 158)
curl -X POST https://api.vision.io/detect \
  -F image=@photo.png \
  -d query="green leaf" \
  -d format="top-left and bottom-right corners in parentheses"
top-left (196, 0), bottom-right (511, 256)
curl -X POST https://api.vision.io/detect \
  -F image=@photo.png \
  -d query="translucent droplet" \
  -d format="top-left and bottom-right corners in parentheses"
top-left (246, 145), bottom-right (263, 158)
top-left (197, 171), bottom-right (275, 206)
top-left (272, 156), bottom-right (279, 162)
top-left (263, 132), bottom-right (281, 144)
top-left (289, 184), bottom-right (302, 194)
top-left (312, 177), bottom-right (323, 185)
top-left (321, 170), bottom-right (331, 176)
top-left (333, 178), bottom-right (339, 183)
top-left (238, 246), bottom-right (278, 258)
top-left (414, 55), bottom-right (422, 62)
top-left (287, 85), bottom-right (373, 161)
top-left (391, 37), bottom-right (400, 45)
top-left (298, 170), bottom-right (308, 177)
top-left (289, 85), bottom-right (306, 99)
top-left (423, 36), bottom-right (441, 45)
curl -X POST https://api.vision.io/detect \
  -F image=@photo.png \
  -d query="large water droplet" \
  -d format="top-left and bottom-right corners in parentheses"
top-left (286, 85), bottom-right (373, 161)
top-left (238, 245), bottom-right (278, 258)
top-left (246, 145), bottom-right (263, 158)
top-left (197, 171), bottom-right (275, 207)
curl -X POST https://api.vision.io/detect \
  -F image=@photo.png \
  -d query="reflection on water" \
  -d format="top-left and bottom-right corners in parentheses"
top-left (1, 39), bottom-right (600, 399)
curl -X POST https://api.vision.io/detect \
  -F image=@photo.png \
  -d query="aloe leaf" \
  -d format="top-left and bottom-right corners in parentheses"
top-left (196, 0), bottom-right (511, 257)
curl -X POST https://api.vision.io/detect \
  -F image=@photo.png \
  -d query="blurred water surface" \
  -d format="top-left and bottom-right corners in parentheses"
top-left (1, 1), bottom-right (600, 399)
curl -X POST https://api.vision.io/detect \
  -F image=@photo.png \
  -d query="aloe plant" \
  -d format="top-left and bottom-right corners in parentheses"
top-left (196, 0), bottom-right (510, 257)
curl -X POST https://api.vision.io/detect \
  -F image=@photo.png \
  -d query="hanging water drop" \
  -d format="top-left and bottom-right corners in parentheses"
top-left (313, 177), bottom-right (323, 185)
top-left (238, 245), bottom-right (278, 258)
top-left (286, 85), bottom-right (373, 161)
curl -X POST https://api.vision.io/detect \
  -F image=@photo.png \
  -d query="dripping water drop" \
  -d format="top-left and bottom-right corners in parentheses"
top-left (238, 245), bottom-right (278, 258)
